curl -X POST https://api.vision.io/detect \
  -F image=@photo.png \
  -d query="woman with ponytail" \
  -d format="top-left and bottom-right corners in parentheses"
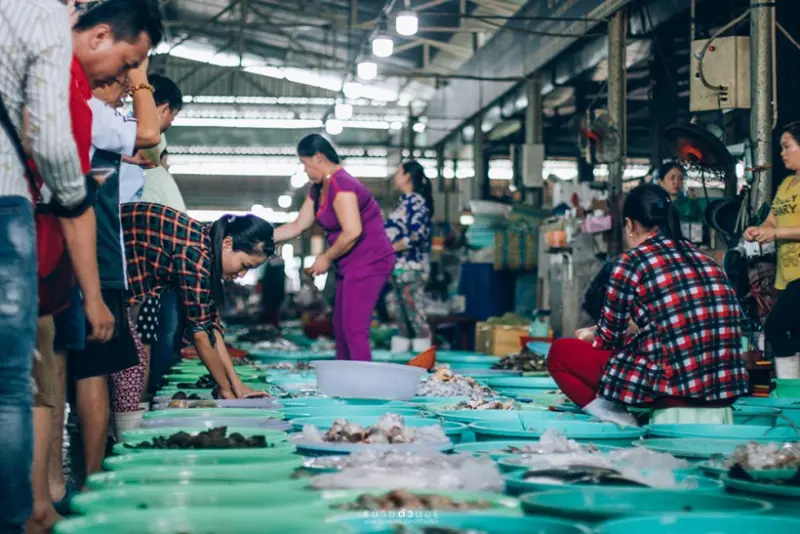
top-left (275, 134), bottom-right (395, 361)
top-left (122, 203), bottom-right (275, 398)
top-left (547, 184), bottom-right (748, 427)
top-left (385, 160), bottom-right (435, 353)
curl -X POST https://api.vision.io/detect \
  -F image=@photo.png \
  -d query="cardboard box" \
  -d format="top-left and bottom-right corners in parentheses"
top-left (475, 322), bottom-right (528, 356)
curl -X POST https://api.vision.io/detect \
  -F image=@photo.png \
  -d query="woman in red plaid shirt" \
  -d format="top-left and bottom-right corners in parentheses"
top-left (548, 184), bottom-right (749, 427)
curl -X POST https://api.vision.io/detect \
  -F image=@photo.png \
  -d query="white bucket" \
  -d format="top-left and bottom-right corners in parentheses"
top-left (313, 360), bottom-right (424, 400)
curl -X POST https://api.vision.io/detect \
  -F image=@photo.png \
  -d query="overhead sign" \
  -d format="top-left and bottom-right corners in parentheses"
top-left (424, 0), bottom-right (632, 146)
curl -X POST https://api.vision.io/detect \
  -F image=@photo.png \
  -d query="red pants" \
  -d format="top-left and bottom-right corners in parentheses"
top-left (547, 338), bottom-right (610, 408)
top-left (546, 338), bottom-right (736, 410)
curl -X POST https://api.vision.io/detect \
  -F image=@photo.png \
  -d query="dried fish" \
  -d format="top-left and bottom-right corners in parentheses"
top-left (331, 490), bottom-right (492, 511)
top-left (492, 350), bottom-right (547, 372)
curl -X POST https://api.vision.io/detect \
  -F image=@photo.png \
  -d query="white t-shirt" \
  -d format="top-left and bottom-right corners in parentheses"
top-left (119, 160), bottom-right (146, 203)
top-left (141, 166), bottom-right (187, 212)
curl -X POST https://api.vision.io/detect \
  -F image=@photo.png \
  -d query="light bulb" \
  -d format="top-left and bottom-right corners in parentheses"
top-left (357, 60), bottom-right (378, 81)
top-left (343, 81), bottom-right (363, 99)
top-left (396, 11), bottom-right (418, 36)
top-left (334, 102), bottom-right (353, 120)
top-left (278, 194), bottom-right (292, 209)
top-left (325, 119), bottom-right (343, 135)
top-left (372, 35), bottom-right (393, 58)
top-left (290, 171), bottom-right (309, 188)
top-left (413, 122), bottom-right (426, 133)
top-left (389, 121), bottom-right (403, 131)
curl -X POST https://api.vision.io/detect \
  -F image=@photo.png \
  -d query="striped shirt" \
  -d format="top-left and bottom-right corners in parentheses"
top-left (0, 0), bottom-right (85, 208)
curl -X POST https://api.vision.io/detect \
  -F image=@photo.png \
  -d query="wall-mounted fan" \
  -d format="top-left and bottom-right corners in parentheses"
top-left (577, 109), bottom-right (619, 165)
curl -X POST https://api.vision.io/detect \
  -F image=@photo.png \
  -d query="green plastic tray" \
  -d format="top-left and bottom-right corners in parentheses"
top-left (646, 424), bottom-right (799, 442)
top-left (595, 514), bottom-right (800, 534)
top-left (721, 474), bottom-right (800, 499)
top-left (279, 398), bottom-right (413, 408)
top-left (635, 438), bottom-right (760, 460)
top-left (436, 410), bottom-right (591, 426)
top-left (319, 488), bottom-right (521, 516)
top-left (112, 439), bottom-right (295, 456)
top-left (279, 406), bottom-right (430, 420)
top-left (70, 480), bottom-right (314, 514)
top-left (452, 440), bottom-right (558, 460)
top-left (55, 508), bottom-right (351, 534)
top-left (470, 420), bottom-right (645, 446)
top-left (290, 415), bottom-right (468, 442)
top-left (335, 512), bottom-right (591, 534)
top-left (520, 487), bottom-right (771, 522)
top-left (486, 376), bottom-right (558, 390)
top-left (732, 406), bottom-right (781, 426)
top-left (505, 470), bottom-right (722, 496)
top-left (143, 408), bottom-right (283, 420)
top-left (104, 449), bottom-right (301, 470)
top-left (85, 459), bottom-right (303, 489)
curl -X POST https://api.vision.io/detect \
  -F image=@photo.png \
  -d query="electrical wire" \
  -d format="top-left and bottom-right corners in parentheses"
top-left (777, 21), bottom-right (800, 51)
top-left (696, 9), bottom-right (751, 92)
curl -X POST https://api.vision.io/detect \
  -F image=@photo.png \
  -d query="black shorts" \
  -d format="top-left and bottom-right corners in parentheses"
top-left (68, 289), bottom-right (138, 380)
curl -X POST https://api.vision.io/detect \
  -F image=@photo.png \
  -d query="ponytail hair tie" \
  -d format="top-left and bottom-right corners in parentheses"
top-left (228, 215), bottom-right (237, 223)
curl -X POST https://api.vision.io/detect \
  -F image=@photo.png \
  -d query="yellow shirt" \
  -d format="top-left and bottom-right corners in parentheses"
top-left (773, 176), bottom-right (800, 289)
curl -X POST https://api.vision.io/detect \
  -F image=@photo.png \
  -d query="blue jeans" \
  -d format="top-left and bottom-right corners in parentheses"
top-left (147, 290), bottom-right (180, 394)
top-left (0, 196), bottom-right (37, 533)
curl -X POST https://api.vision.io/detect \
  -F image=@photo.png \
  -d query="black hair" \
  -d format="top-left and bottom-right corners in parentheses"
top-left (657, 161), bottom-right (684, 182)
top-left (149, 74), bottom-right (183, 112)
top-left (297, 134), bottom-right (341, 212)
top-left (623, 183), bottom-right (684, 242)
top-left (209, 214), bottom-right (275, 308)
top-left (781, 121), bottom-right (800, 145)
top-left (401, 159), bottom-right (435, 217)
top-left (74, 0), bottom-right (164, 48)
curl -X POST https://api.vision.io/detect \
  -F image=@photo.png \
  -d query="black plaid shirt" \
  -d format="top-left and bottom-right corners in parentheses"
top-left (594, 233), bottom-right (749, 404)
top-left (121, 203), bottom-right (220, 344)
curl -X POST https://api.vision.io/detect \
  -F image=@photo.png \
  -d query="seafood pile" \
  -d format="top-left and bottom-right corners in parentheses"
top-left (251, 339), bottom-right (301, 352)
top-left (441, 396), bottom-right (517, 411)
top-left (299, 414), bottom-right (447, 445)
top-left (492, 350), bottom-right (547, 373)
top-left (124, 427), bottom-right (273, 450)
top-left (726, 442), bottom-right (800, 471)
top-left (331, 489), bottom-right (492, 512)
top-left (234, 325), bottom-right (281, 343)
top-left (309, 450), bottom-right (504, 491)
top-left (418, 368), bottom-right (494, 397)
top-left (175, 375), bottom-right (215, 389)
top-left (170, 391), bottom-right (204, 401)
top-left (261, 361), bottom-right (314, 372)
top-left (504, 429), bottom-right (597, 455)
top-left (167, 399), bottom-right (218, 409)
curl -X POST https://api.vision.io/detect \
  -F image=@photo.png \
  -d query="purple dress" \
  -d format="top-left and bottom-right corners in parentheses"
top-left (311, 168), bottom-right (395, 360)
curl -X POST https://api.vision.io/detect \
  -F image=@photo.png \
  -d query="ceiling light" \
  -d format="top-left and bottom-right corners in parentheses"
top-left (342, 82), bottom-right (364, 99)
top-left (334, 102), bottom-right (353, 120)
top-left (325, 119), bottom-right (344, 136)
top-left (389, 121), bottom-right (403, 131)
top-left (459, 214), bottom-right (475, 226)
top-left (357, 61), bottom-right (378, 81)
top-left (396, 11), bottom-right (418, 36)
top-left (278, 194), bottom-right (292, 208)
top-left (413, 122), bottom-right (426, 133)
top-left (291, 171), bottom-right (309, 188)
top-left (372, 35), bottom-right (394, 58)
top-left (172, 117), bottom-right (323, 129)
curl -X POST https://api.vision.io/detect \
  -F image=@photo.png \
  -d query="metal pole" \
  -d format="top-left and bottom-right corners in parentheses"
top-left (524, 73), bottom-right (543, 207)
top-left (607, 7), bottom-right (627, 254)
top-left (473, 115), bottom-right (485, 204)
top-left (750, 0), bottom-right (774, 211)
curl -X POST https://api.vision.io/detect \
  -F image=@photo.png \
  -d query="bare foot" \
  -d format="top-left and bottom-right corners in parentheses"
top-left (26, 503), bottom-right (62, 534)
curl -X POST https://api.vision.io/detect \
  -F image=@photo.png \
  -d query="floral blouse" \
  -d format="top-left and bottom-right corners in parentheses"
top-left (385, 192), bottom-right (432, 272)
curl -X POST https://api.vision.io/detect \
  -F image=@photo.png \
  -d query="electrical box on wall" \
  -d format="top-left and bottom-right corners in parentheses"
top-left (690, 36), bottom-right (751, 112)
top-left (522, 143), bottom-right (545, 187)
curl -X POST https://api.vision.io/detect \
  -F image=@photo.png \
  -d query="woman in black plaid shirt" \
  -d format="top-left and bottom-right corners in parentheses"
top-left (548, 184), bottom-right (749, 427)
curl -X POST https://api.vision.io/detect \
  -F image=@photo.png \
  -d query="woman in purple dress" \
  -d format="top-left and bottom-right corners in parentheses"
top-left (274, 134), bottom-right (395, 361)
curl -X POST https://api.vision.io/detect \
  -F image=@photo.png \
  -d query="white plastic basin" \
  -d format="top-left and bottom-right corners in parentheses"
top-left (313, 360), bottom-right (425, 400)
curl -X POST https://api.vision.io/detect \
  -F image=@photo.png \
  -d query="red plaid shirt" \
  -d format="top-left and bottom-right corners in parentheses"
top-left (594, 233), bottom-right (749, 404)
top-left (122, 203), bottom-right (221, 345)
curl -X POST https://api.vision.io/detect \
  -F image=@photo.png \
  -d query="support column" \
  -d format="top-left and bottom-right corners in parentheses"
top-left (574, 83), bottom-right (595, 183)
top-left (524, 74), bottom-right (544, 207)
top-left (607, 7), bottom-right (628, 255)
top-left (472, 115), bottom-right (485, 205)
top-left (750, 0), bottom-right (774, 210)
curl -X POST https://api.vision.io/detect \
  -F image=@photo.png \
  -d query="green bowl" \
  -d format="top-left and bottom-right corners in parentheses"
top-left (290, 415), bottom-right (468, 442)
top-left (55, 508), bottom-right (350, 534)
top-left (249, 350), bottom-right (336, 362)
top-left (104, 449), bottom-right (301, 470)
top-left (70, 480), bottom-right (315, 514)
top-left (635, 439), bottom-right (762, 460)
top-left (495, 445), bottom-right (620, 472)
top-left (504, 470), bottom-right (722, 496)
top-left (143, 408), bottom-right (283, 420)
top-left (335, 512), bottom-right (591, 534)
top-left (736, 397), bottom-right (800, 410)
top-left (121, 426), bottom-right (288, 443)
top-left (279, 406), bottom-right (431, 420)
top-left (85, 459), bottom-right (303, 489)
top-left (595, 514), bottom-right (800, 534)
top-left (437, 352), bottom-right (501, 370)
top-left (112, 439), bottom-right (295, 456)
top-left (732, 406), bottom-right (781, 426)
top-left (646, 424), bottom-right (799, 442)
top-left (279, 398), bottom-right (412, 408)
top-left (320, 488), bottom-right (521, 516)
top-left (436, 410), bottom-right (591, 426)
top-left (486, 376), bottom-right (559, 390)
top-left (520, 487), bottom-right (771, 522)
top-left (774, 378), bottom-right (800, 398)
top-left (452, 440), bottom-right (556, 460)
top-left (470, 420), bottom-right (645, 446)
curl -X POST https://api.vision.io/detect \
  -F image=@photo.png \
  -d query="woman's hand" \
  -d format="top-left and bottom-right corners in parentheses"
top-left (744, 226), bottom-right (777, 243)
top-left (232, 381), bottom-right (270, 399)
top-left (575, 326), bottom-right (597, 343)
top-left (217, 386), bottom-right (236, 400)
top-left (305, 255), bottom-right (331, 276)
